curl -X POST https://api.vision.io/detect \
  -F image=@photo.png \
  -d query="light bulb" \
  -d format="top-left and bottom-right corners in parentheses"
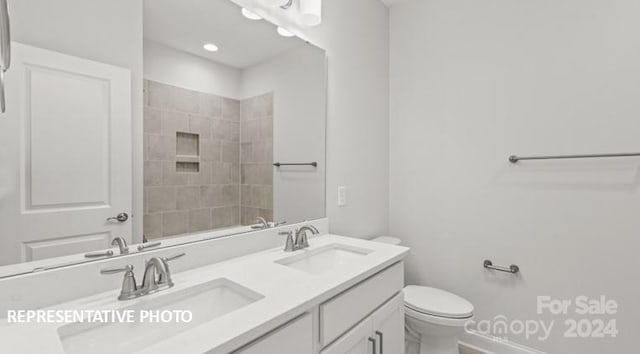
top-left (277, 27), bottom-right (295, 37)
top-left (241, 8), bottom-right (262, 20)
top-left (264, 0), bottom-right (288, 6)
top-left (299, 0), bottom-right (322, 26)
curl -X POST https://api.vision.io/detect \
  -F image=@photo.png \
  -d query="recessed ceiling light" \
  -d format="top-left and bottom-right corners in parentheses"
top-left (203, 43), bottom-right (219, 52)
top-left (277, 27), bottom-right (295, 38)
top-left (241, 8), bottom-right (262, 20)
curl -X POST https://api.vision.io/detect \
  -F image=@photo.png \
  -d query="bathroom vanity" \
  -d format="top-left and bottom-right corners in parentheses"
top-left (0, 231), bottom-right (408, 354)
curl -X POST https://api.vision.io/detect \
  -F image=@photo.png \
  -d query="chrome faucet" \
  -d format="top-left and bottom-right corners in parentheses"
top-left (252, 217), bottom-right (269, 230)
top-left (280, 225), bottom-right (319, 252)
top-left (111, 237), bottom-right (129, 254)
top-left (252, 217), bottom-right (288, 230)
top-left (100, 253), bottom-right (185, 300)
top-left (295, 225), bottom-right (319, 249)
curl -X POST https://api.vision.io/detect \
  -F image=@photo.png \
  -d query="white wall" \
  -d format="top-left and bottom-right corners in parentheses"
top-left (8, 0), bottom-right (144, 241)
top-left (242, 44), bottom-right (327, 225)
top-left (309, 0), bottom-right (390, 238)
top-left (233, 0), bottom-right (391, 238)
top-left (389, 0), bottom-right (640, 353)
top-left (144, 40), bottom-right (242, 99)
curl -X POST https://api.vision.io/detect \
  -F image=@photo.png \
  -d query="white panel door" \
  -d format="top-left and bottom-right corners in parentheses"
top-left (0, 42), bottom-right (132, 265)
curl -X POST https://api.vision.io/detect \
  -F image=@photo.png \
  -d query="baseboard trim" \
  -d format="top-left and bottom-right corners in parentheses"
top-left (459, 331), bottom-right (547, 354)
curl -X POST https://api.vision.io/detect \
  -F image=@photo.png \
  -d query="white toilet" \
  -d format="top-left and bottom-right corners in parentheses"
top-left (373, 237), bottom-right (474, 354)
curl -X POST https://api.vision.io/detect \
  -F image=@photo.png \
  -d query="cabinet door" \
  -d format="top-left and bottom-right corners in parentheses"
top-left (235, 313), bottom-right (313, 354)
top-left (320, 316), bottom-right (374, 354)
top-left (372, 293), bottom-right (405, 354)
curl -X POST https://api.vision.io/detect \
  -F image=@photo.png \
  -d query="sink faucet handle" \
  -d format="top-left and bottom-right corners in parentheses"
top-left (100, 264), bottom-right (138, 300)
top-left (100, 264), bottom-right (134, 274)
top-left (162, 252), bottom-right (186, 263)
top-left (156, 253), bottom-right (186, 287)
top-left (279, 231), bottom-right (295, 252)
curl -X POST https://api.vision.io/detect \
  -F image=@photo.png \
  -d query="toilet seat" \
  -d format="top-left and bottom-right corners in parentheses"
top-left (403, 285), bottom-right (474, 322)
top-left (405, 305), bottom-right (472, 327)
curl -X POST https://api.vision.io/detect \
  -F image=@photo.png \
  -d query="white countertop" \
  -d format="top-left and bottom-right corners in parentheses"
top-left (0, 234), bottom-right (409, 354)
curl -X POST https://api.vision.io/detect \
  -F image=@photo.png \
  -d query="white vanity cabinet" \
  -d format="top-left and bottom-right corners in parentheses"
top-left (234, 313), bottom-right (314, 354)
top-left (321, 293), bottom-right (404, 354)
top-left (231, 261), bottom-right (405, 354)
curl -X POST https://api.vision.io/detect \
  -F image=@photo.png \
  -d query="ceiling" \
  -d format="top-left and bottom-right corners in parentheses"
top-left (144, 0), bottom-right (303, 69)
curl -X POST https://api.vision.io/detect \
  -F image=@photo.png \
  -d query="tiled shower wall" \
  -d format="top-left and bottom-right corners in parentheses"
top-left (240, 93), bottom-right (274, 225)
top-left (143, 80), bottom-right (241, 240)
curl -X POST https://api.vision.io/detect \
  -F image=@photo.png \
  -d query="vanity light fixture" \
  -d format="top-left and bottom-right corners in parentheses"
top-left (264, 0), bottom-right (290, 7)
top-left (203, 43), bottom-right (219, 52)
top-left (277, 26), bottom-right (295, 37)
top-left (241, 8), bottom-right (262, 20)
top-left (256, 0), bottom-right (322, 26)
top-left (299, 0), bottom-right (322, 26)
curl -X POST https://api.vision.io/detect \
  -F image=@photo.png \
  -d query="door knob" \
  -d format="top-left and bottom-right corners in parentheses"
top-left (107, 212), bottom-right (129, 223)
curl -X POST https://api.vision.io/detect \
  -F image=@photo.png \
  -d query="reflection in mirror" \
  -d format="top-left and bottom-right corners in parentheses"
top-left (0, 0), bottom-right (326, 277)
top-left (143, 0), bottom-right (326, 240)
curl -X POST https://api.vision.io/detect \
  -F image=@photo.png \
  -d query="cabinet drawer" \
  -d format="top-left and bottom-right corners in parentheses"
top-left (320, 262), bottom-right (404, 347)
top-left (235, 313), bottom-right (313, 354)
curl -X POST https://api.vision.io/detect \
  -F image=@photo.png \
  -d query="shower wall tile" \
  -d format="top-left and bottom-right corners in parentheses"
top-left (212, 206), bottom-right (240, 229)
top-left (161, 111), bottom-right (189, 136)
top-left (162, 211), bottom-right (188, 236)
top-left (201, 185), bottom-right (222, 208)
top-left (162, 161), bottom-right (188, 185)
top-left (145, 135), bottom-right (175, 161)
top-left (147, 80), bottom-right (171, 110)
top-left (222, 185), bottom-right (240, 206)
top-left (189, 115), bottom-right (212, 139)
top-left (144, 108), bottom-right (162, 134)
top-left (144, 161), bottom-right (162, 186)
top-left (222, 142), bottom-right (240, 163)
top-left (223, 98), bottom-right (240, 121)
top-left (146, 186), bottom-right (177, 213)
top-left (240, 93), bottom-right (274, 226)
top-left (172, 86), bottom-right (200, 114)
top-left (200, 139), bottom-right (221, 162)
top-left (143, 213), bottom-right (163, 239)
top-left (176, 186), bottom-right (202, 210)
top-left (199, 93), bottom-right (223, 117)
top-left (187, 162), bottom-right (212, 186)
top-left (143, 80), bottom-right (242, 240)
top-left (189, 209), bottom-right (212, 232)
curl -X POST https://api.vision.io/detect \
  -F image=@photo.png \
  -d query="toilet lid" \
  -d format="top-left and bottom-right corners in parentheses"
top-left (403, 286), bottom-right (474, 319)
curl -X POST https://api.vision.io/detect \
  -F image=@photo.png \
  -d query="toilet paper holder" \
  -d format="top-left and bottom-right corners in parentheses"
top-left (484, 260), bottom-right (520, 274)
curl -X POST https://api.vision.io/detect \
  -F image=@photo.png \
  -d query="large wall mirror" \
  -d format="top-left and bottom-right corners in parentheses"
top-left (0, 0), bottom-right (326, 277)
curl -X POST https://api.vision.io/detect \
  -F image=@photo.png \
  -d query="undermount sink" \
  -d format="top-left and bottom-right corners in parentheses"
top-left (275, 243), bottom-right (373, 275)
top-left (58, 278), bottom-right (263, 354)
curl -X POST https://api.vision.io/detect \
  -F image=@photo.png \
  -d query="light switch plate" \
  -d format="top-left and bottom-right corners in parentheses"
top-left (338, 186), bottom-right (347, 207)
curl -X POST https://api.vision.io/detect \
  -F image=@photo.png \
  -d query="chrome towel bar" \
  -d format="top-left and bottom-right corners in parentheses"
top-left (484, 260), bottom-right (519, 274)
top-left (273, 162), bottom-right (318, 167)
top-left (509, 152), bottom-right (640, 163)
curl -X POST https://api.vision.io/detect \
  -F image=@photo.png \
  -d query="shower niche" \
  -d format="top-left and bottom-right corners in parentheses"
top-left (176, 132), bottom-right (200, 173)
